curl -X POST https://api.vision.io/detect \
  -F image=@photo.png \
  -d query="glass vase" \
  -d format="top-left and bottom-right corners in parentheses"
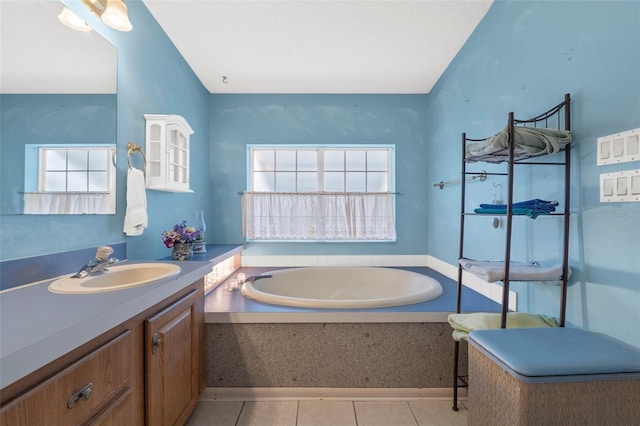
top-left (171, 243), bottom-right (193, 261)
top-left (192, 209), bottom-right (207, 253)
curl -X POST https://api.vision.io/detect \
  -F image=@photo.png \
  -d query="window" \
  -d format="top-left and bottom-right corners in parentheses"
top-left (39, 147), bottom-right (111, 193)
top-left (243, 145), bottom-right (396, 241)
top-left (23, 145), bottom-right (116, 214)
top-left (250, 147), bottom-right (392, 193)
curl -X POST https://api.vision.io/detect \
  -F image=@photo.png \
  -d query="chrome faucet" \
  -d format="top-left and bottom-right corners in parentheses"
top-left (72, 246), bottom-right (119, 278)
top-left (246, 273), bottom-right (273, 283)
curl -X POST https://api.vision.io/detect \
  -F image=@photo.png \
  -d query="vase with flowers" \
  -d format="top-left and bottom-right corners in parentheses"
top-left (161, 220), bottom-right (202, 261)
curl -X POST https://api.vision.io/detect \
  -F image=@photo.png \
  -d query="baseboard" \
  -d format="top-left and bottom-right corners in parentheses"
top-left (199, 387), bottom-right (467, 401)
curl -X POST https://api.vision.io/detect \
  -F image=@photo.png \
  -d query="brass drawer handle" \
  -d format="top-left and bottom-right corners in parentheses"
top-left (67, 383), bottom-right (93, 408)
top-left (152, 332), bottom-right (162, 354)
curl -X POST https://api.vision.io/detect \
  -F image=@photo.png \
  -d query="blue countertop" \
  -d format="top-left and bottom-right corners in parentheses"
top-left (0, 244), bottom-right (242, 390)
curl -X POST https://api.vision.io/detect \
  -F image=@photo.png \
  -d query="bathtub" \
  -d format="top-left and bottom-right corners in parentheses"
top-left (240, 266), bottom-right (443, 308)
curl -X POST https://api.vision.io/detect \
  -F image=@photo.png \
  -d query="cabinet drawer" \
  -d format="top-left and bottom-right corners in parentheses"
top-left (1, 330), bottom-right (132, 425)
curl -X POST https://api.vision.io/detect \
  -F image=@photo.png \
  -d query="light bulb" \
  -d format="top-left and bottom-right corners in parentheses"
top-left (101, 0), bottom-right (132, 32)
top-left (58, 7), bottom-right (92, 32)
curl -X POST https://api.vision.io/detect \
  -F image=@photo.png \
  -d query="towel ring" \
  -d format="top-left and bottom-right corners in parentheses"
top-left (126, 142), bottom-right (146, 172)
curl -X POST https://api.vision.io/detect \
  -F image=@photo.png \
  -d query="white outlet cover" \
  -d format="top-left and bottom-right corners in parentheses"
top-left (597, 128), bottom-right (640, 166)
top-left (600, 169), bottom-right (640, 202)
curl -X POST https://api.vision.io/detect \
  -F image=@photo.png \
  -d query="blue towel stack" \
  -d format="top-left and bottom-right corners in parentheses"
top-left (474, 199), bottom-right (558, 219)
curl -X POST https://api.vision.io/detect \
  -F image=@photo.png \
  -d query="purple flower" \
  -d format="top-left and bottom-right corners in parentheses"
top-left (161, 220), bottom-right (202, 248)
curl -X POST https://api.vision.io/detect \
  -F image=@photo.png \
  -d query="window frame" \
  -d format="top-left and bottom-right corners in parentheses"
top-left (247, 144), bottom-right (395, 194)
top-left (23, 144), bottom-right (116, 214)
top-left (37, 146), bottom-right (113, 193)
top-left (245, 144), bottom-right (396, 242)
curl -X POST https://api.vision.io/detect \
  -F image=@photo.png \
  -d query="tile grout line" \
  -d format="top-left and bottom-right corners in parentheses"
top-left (234, 401), bottom-right (245, 426)
top-left (352, 400), bottom-right (359, 426)
top-left (406, 400), bottom-right (420, 426)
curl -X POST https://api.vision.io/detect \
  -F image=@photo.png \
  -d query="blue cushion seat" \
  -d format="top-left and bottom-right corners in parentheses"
top-left (468, 327), bottom-right (640, 383)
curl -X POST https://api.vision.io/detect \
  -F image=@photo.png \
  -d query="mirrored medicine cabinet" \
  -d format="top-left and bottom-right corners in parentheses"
top-left (0, 0), bottom-right (118, 215)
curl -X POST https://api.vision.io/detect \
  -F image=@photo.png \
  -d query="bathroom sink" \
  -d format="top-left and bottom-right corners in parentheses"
top-left (48, 263), bottom-right (181, 294)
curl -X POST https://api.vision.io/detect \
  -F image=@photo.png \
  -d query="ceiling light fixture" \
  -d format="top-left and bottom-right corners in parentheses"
top-left (82, 0), bottom-right (132, 32)
top-left (58, 7), bottom-right (92, 32)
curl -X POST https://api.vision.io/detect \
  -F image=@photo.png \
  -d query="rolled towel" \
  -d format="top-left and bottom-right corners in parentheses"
top-left (448, 312), bottom-right (558, 341)
top-left (466, 127), bottom-right (571, 160)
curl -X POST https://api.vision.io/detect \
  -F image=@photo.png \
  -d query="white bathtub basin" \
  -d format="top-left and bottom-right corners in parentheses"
top-left (241, 267), bottom-right (443, 308)
top-left (48, 263), bottom-right (181, 294)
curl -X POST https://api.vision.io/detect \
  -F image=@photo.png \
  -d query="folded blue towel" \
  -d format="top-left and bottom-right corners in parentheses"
top-left (474, 207), bottom-right (547, 219)
top-left (477, 199), bottom-right (558, 218)
top-left (480, 199), bottom-right (558, 212)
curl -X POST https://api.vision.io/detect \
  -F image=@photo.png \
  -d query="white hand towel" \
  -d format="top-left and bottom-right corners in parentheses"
top-left (123, 167), bottom-right (148, 236)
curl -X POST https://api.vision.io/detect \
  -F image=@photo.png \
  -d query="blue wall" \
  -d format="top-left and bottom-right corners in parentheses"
top-left (0, 0), bottom-right (211, 261)
top-left (425, 0), bottom-right (640, 347)
top-left (209, 94), bottom-right (429, 255)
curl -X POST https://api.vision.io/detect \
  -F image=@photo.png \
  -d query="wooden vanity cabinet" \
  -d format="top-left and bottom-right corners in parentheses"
top-left (0, 279), bottom-right (204, 426)
top-left (0, 331), bottom-right (137, 425)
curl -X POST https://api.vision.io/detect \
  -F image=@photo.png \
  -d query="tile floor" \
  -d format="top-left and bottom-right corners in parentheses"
top-left (185, 399), bottom-right (468, 426)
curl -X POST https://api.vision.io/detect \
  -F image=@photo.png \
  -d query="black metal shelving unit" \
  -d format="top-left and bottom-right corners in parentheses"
top-left (452, 94), bottom-right (572, 411)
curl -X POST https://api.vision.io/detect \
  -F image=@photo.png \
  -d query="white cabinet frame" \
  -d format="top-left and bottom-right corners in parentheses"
top-left (144, 114), bottom-right (194, 192)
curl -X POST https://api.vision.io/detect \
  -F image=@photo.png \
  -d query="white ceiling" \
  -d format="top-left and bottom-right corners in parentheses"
top-left (0, 0), bottom-right (117, 94)
top-left (143, 0), bottom-right (493, 94)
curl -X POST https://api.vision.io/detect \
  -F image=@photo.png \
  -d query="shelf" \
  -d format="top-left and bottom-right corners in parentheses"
top-left (463, 212), bottom-right (566, 217)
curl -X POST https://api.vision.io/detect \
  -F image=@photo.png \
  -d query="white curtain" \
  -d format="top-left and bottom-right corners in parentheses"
top-left (23, 193), bottom-right (113, 215)
top-left (242, 192), bottom-right (396, 241)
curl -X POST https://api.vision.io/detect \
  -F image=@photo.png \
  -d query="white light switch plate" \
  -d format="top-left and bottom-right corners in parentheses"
top-left (600, 169), bottom-right (640, 202)
top-left (597, 128), bottom-right (640, 165)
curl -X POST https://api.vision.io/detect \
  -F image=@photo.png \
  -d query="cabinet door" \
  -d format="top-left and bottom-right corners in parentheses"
top-left (147, 121), bottom-right (165, 184)
top-left (145, 288), bottom-right (201, 425)
top-left (166, 123), bottom-right (189, 190)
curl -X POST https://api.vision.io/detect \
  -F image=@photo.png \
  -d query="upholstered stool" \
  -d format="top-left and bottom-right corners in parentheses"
top-left (467, 328), bottom-right (640, 426)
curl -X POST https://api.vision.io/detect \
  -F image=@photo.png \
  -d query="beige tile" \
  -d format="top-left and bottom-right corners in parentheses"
top-left (354, 401), bottom-right (418, 426)
top-left (236, 401), bottom-right (298, 426)
top-left (185, 401), bottom-right (244, 426)
top-left (297, 400), bottom-right (357, 426)
top-left (409, 400), bottom-right (468, 426)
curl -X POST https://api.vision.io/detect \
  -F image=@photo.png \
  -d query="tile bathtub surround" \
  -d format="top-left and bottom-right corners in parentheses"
top-left (204, 266), bottom-right (502, 324)
top-left (239, 254), bottom-right (515, 306)
top-left (185, 399), bottom-right (469, 426)
top-left (204, 323), bottom-right (467, 388)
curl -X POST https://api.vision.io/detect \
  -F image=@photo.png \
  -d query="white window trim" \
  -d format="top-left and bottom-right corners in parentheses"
top-left (244, 144), bottom-right (396, 242)
top-left (23, 144), bottom-right (116, 214)
top-left (247, 144), bottom-right (395, 193)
